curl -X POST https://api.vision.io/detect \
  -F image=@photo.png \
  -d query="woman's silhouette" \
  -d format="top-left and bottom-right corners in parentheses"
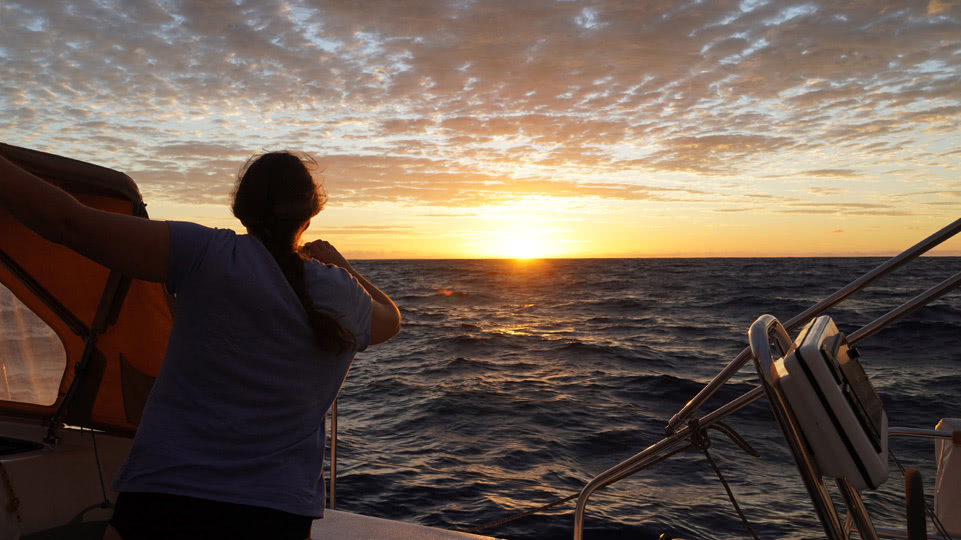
top-left (0, 150), bottom-right (401, 539)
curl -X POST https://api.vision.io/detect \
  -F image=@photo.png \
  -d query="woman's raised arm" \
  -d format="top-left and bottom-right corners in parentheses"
top-left (0, 155), bottom-right (170, 283)
top-left (306, 239), bottom-right (401, 345)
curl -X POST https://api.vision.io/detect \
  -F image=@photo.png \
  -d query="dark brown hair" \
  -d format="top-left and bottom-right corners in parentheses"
top-left (232, 151), bottom-right (355, 353)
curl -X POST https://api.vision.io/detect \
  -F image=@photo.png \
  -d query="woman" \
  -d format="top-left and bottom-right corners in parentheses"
top-left (0, 150), bottom-right (401, 539)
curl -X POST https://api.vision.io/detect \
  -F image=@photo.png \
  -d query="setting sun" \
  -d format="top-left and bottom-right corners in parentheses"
top-left (460, 201), bottom-right (581, 259)
top-left (478, 209), bottom-right (572, 259)
top-left (501, 232), bottom-right (549, 260)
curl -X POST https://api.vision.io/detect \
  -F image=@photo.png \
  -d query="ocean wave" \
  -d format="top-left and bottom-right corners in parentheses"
top-left (4, 257), bottom-right (956, 539)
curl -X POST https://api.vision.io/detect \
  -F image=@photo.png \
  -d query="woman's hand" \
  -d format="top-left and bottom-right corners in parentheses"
top-left (303, 238), bottom-right (401, 345)
top-left (305, 239), bottom-right (351, 269)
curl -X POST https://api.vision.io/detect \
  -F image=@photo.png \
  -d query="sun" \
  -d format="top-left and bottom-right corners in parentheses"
top-left (502, 234), bottom-right (548, 259)
top-left (471, 203), bottom-right (572, 259)
top-left (492, 222), bottom-right (564, 259)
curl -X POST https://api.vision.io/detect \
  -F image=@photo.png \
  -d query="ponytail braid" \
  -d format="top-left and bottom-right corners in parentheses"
top-left (258, 229), bottom-right (356, 354)
top-left (232, 152), bottom-right (356, 354)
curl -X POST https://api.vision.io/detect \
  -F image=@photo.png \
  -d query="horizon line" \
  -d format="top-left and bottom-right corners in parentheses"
top-left (350, 253), bottom-right (961, 261)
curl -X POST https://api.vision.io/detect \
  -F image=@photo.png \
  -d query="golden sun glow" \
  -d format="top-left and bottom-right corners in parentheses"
top-left (500, 232), bottom-right (550, 259)
top-left (482, 210), bottom-right (571, 259)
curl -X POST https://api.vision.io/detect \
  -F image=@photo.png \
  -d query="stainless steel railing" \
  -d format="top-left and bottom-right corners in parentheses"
top-left (665, 217), bottom-right (961, 435)
top-left (329, 398), bottom-right (338, 509)
top-left (574, 218), bottom-right (961, 540)
top-left (890, 428), bottom-right (955, 440)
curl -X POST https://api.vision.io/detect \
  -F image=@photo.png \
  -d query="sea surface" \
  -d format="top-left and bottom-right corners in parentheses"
top-left (330, 257), bottom-right (961, 540)
top-left (1, 257), bottom-right (958, 539)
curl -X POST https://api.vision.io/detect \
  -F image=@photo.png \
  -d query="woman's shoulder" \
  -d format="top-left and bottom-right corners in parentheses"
top-left (169, 221), bottom-right (255, 260)
top-left (169, 221), bottom-right (239, 242)
top-left (303, 258), bottom-right (352, 285)
top-left (167, 222), bottom-right (249, 289)
top-left (303, 260), bottom-right (370, 300)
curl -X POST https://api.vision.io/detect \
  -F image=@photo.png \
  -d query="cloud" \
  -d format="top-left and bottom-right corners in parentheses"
top-left (1, 0), bottom-right (959, 220)
top-left (921, 201), bottom-right (961, 206)
top-left (640, 134), bottom-right (796, 173)
top-left (809, 187), bottom-right (845, 196)
top-left (927, 0), bottom-right (961, 16)
top-left (802, 170), bottom-right (861, 178)
top-left (773, 201), bottom-right (924, 217)
top-left (311, 225), bottom-right (414, 235)
top-left (897, 190), bottom-right (961, 198)
top-left (154, 142), bottom-right (249, 159)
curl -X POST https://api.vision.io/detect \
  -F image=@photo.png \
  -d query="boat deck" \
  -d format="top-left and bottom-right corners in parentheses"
top-left (311, 509), bottom-right (500, 540)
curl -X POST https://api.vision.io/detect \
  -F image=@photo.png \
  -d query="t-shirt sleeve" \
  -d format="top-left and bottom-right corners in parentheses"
top-left (166, 221), bottom-right (226, 294)
top-left (305, 261), bottom-right (374, 352)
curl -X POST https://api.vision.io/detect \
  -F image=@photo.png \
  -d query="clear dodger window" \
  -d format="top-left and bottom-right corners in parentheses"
top-left (0, 283), bottom-right (66, 406)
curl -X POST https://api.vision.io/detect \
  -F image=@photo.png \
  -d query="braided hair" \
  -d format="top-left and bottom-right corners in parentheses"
top-left (231, 151), bottom-right (355, 353)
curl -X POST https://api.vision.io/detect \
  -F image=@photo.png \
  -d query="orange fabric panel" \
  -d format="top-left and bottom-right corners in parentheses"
top-left (67, 279), bottom-right (172, 434)
top-left (0, 206), bottom-right (110, 333)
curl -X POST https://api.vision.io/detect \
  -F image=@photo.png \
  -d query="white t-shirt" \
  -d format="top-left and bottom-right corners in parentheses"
top-left (112, 221), bottom-right (373, 517)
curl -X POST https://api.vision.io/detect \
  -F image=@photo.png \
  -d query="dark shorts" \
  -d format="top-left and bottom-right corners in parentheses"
top-left (111, 492), bottom-right (313, 540)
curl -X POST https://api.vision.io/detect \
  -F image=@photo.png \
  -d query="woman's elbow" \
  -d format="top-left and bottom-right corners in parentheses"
top-left (369, 304), bottom-right (401, 345)
top-left (24, 196), bottom-right (93, 251)
top-left (31, 209), bottom-right (77, 247)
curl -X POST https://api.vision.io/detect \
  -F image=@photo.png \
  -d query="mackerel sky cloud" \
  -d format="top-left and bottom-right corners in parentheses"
top-left (2, 0), bottom-right (960, 257)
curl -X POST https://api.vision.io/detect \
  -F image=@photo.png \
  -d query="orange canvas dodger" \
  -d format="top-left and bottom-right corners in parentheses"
top-left (0, 143), bottom-right (172, 438)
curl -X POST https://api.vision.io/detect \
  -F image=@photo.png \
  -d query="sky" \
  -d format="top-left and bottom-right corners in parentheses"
top-left (2, 0), bottom-right (960, 259)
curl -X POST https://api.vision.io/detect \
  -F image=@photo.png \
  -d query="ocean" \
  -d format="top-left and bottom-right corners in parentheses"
top-left (332, 257), bottom-right (961, 540)
top-left (1, 256), bottom-right (958, 539)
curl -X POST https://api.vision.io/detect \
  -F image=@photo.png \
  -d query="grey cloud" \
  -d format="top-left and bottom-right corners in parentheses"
top-left (2, 0), bottom-right (959, 210)
top-left (154, 142), bottom-right (250, 159)
top-left (643, 134), bottom-right (796, 173)
top-left (379, 118), bottom-right (436, 135)
top-left (772, 200), bottom-right (931, 217)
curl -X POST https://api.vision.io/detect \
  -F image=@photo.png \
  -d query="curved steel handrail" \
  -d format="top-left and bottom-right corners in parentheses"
top-left (889, 428), bottom-right (955, 440)
top-left (572, 387), bottom-right (765, 539)
top-left (574, 267), bottom-right (961, 538)
top-left (574, 219), bottom-right (961, 540)
top-left (666, 217), bottom-right (961, 434)
top-left (330, 399), bottom-right (338, 509)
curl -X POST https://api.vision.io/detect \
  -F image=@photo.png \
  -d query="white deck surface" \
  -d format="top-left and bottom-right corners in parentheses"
top-left (311, 509), bottom-right (501, 540)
